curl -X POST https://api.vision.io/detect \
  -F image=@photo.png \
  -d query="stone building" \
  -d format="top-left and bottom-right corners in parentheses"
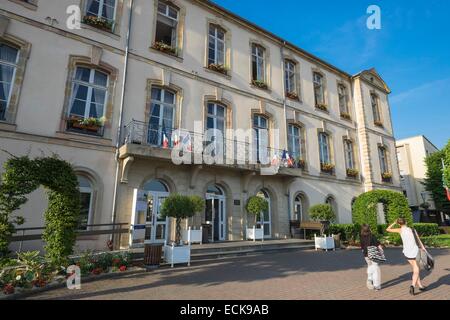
top-left (0, 0), bottom-right (401, 251)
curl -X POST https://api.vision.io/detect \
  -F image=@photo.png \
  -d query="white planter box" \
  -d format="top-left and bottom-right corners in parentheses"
top-left (314, 235), bottom-right (336, 251)
top-left (182, 227), bottom-right (202, 245)
top-left (164, 244), bottom-right (191, 268)
top-left (246, 226), bottom-right (264, 241)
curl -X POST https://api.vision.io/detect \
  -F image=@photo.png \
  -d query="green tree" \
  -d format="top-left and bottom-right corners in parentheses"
top-left (309, 204), bottom-right (336, 223)
top-left (423, 150), bottom-right (450, 213)
top-left (160, 194), bottom-right (205, 244)
top-left (444, 139), bottom-right (450, 195)
top-left (246, 196), bottom-right (269, 226)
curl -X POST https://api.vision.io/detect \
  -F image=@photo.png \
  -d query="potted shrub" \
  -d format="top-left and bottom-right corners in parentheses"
top-left (346, 168), bottom-right (359, 178)
top-left (70, 116), bottom-right (105, 133)
top-left (152, 41), bottom-right (176, 55)
top-left (160, 194), bottom-right (205, 267)
top-left (309, 204), bottom-right (336, 235)
top-left (208, 63), bottom-right (228, 75)
top-left (245, 196), bottom-right (268, 241)
top-left (296, 157), bottom-right (306, 170)
top-left (316, 103), bottom-right (328, 112)
top-left (82, 15), bottom-right (113, 31)
top-left (321, 163), bottom-right (335, 174)
top-left (252, 79), bottom-right (268, 90)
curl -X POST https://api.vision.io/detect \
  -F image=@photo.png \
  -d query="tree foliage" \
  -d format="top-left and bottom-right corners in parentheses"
top-left (246, 196), bottom-right (269, 216)
top-left (444, 140), bottom-right (450, 198)
top-left (160, 194), bottom-right (205, 244)
top-left (309, 204), bottom-right (336, 222)
top-left (352, 190), bottom-right (413, 235)
top-left (423, 150), bottom-right (450, 212)
top-left (0, 155), bottom-right (80, 265)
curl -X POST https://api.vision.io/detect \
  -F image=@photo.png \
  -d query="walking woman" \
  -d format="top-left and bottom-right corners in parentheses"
top-left (386, 218), bottom-right (427, 295)
top-left (360, 224), bottom-right (384, 290)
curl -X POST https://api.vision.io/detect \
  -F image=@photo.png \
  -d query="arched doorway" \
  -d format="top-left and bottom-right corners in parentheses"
top-left (293, 193), bottom-right (308, 222)
top-left (205, 184), bottom-right (226, 242)
top-left (257, 190), bottom-right (272, 238)
top-left (325, 195), bottom-right (338, 223)
top-left (130, 179), bottom-right (170, 246)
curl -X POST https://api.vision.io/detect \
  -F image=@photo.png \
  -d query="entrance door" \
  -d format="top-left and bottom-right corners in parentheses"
top-left (145, 192), bottom-right (169, 244)
top-left (257, 190), bottom-right (272, 238)
top-left (205, 186), bottom-right (226, 242)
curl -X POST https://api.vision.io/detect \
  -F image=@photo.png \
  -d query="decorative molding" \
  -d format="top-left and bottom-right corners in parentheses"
top-left (90, 45), bottom-right (103, 66)
top-left (120, 156), bottom-right (135, 184)
top-left (0, 15), bottom-right (9, 36)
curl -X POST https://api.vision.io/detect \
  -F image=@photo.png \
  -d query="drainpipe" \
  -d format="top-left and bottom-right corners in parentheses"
top-left (280, 41), bottom-right (292, 234)
top-left (111, 0), bottom-right (134, 248)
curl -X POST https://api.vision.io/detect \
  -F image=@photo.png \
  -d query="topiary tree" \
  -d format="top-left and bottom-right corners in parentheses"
top-left (352, 190), bottom-right (412, 235)
top-left (160, 194), bottom-right (205, 245)
top-left (0, 154), bottom-right (80, 265)
top-left (309, 204), bottom-right (336, 235)
top-left (423, 150), bottom-right (450, 214)
top-left (246, 196), bottom-right (269, 227)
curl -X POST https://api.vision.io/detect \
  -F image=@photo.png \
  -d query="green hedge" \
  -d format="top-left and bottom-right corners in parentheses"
top-left (377, 223), bottom-right (440, 236)
top-left (421, 235), bottom-right (450, 248)
top-left (328, 224), bottom-right (360, 242)
top-left (352, 190), bottom-right (413, 235)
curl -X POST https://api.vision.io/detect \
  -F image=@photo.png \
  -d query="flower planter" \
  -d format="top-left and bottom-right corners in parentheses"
top-left (144, 243), bottom-right (163, 268)
top-left (316, 104), bottom-right (328, 112)
top-left (314, 234), bottom-right (336, 251)
top-left (286, 92), bottom-right (299, 100)
top-left (164, 244), bottom-right (191, 268)
top-left (182, 227), bottom-right (203, 245)
top-left (346, 168), bottom-right (359, 178)
top-left (321, 163), bottom-right (335, 174)
top-left (83, 16), bottom-right (113, 32)
top-left (340, 113), bottom-right (352, 120)
top-left (381, 173), bottom-right (393, 183)
top-left (252, 80), bottom-right (268, 90)
top-left (152, 42), bottom-right (176, 55)
top-left (246, 226), bottom-right (264, 242)
top-left (374, 121), bottom-right (384, 128)
top-left (208, 64), bottom-right (228, 75)
top-left (296, 159), bottom-right (306, 170)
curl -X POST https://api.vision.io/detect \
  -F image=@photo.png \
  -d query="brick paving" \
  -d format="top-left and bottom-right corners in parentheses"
top-left (26, 248), bottom-right (449, 300)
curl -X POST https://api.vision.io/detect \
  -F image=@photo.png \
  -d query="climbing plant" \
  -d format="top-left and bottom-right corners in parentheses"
top-left (352, 190), bottom-right (412, 235)
top-left (0, 155), bottom-right (80, 265)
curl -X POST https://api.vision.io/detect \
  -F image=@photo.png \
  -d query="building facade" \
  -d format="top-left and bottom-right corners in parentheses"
top-left (396, 136), bottom-right (441, 223)
top-left (0, 0), bottom-right (401, 252)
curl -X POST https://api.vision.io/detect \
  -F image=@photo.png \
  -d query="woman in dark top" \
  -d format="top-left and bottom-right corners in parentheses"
top-left (360, 224), bottom-right (384, 291)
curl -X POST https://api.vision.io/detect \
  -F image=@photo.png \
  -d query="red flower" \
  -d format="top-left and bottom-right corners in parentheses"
top-left (112, 258), bottom-right (121, 265)
top-left (3, 284), bottom-right (15, 295)
top-left (119, 265), bottom-right (127, 272)
top-left (92, 268), bottom-right (102, 275)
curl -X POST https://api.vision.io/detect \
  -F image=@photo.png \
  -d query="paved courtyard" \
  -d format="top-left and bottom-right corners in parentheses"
top-left (27, 248), bottom-right (449, 300)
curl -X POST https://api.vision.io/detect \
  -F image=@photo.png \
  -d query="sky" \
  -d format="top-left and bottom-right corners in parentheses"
top-left (212, 0), bottom-right (450, 149)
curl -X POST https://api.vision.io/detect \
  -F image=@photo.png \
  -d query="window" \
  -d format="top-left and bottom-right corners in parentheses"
top-left (284, 60), bottom-right (296, 96)
top-left (78, 176), bottom-right (93, 230)
top-left (68, 67), bottom-right (109, 135)
top-left (208, 25), bottom-right (226, 67)
top-left (206, 102), bottom-right (226, 157)
top-left (253, 115), bottom-right (269, 163)
top-left (378, 146), bottom-right (389, 174)
top-left (344, 140), bottom-right (355, 169)
top-left (318, 132), bottom-right (331, 164)
top-left (251, 44), bottom-right (266, 83)
top-left (84, 0), bottom-right (117, 30)
top-left (288, 125), bottom-right (302, 159)
top-left (0, 43), bottom-right (19, 121)
top-left (371, 93), bottom-right (382, 125)
top-left (148, 87), bottom-right (175, 147)
top-left (313, 72), bottom-right (325, 107)
top-left (155, 1), bottom-right (179, 49)
top-left (338, 85), bottom-right (349, 115)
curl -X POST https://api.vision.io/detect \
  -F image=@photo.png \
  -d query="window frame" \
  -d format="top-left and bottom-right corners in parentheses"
top-left (284, 60), bottom-right (297, 95)
top-left (378, 146), bottom-right (389, 174)
top-left (208, 24), bottom-right (226, 67)
top-left (251, 44), bottom-right (266, 83)
top-left (318, 132), bottom-right (331, 165)
top-left (287, 124), bottom-right (302, 160)
top-left (77, 175), bottom-right (94, 230)
top-left (0, 43), bottom-right (20, 122)
top-left (338, 84), bottom-right (349, 115)
top-left (371, 93), bottom-right (383, 125)
top-left (344, 139), bottom-right (355, 170)
top-left (253, 114), bottom-right (269, 163)
top-left (313, 72), bottom-right (325, 107)
top-left (148, 86), bottom-right (176, 147)
top-left (85, 0), bottom-right (118, 25)
top-left (155, 1), bottom-right (179, 49)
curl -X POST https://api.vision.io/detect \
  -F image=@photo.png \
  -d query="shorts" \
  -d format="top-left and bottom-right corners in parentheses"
top-left (405, 256), bottom-right (416, 261)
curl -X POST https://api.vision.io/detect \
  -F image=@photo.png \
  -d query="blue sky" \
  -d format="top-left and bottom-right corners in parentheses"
top-left (212, 0), bottom-right (450, 149)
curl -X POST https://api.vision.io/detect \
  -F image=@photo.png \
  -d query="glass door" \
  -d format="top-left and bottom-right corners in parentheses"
top-left (145, 192), bottom-right (169, 244)
top-left (205, 196), bottom-right (226, 242)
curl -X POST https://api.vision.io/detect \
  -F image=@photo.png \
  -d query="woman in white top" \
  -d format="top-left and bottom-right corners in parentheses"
top-left (387, 218), bottom-right (427, 295)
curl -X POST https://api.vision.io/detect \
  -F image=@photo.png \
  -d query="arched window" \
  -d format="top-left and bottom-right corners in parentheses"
top-left (206, 184), bottom-right (224, 196)
top-left (257, 189), bottom-right (272, 237)
top-left (143, 179), bottom-right (169, 192)
top-left (77, 176), bottom-right (94, 230)
top-left (325, 195), bottom-right (338, 221)
top-left (0, 43), bottom-right (19, 121)
top-left (294, 194), bottom-right (308, 222)
top-left (148, 87), bottom-right (175, 147)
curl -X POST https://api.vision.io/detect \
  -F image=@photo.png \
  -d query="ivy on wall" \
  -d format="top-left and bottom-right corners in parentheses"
top-left (0, 155), bottom-right (80, 265)
top-left (352, 190), bottom-right (413, 235)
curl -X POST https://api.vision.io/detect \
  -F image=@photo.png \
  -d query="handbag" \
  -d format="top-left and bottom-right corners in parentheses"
top-left (367, 235), bottom-right (386, 263)
top-left (412, 229), bottom-right (435, 271)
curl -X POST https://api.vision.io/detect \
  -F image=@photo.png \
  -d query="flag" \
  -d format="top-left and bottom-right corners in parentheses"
top-left (443, 159), bottom-right (450, 201)
top-left (162, 127), bottom-right (169, 149)
top-left (271, 153), bottom-right (280, 167)
top-left (172, 132), bottom-right (180, 147)
top-left (287, 152), bottom-right (294, 168)
top-left (182, 132), bottom-right (192, 152)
